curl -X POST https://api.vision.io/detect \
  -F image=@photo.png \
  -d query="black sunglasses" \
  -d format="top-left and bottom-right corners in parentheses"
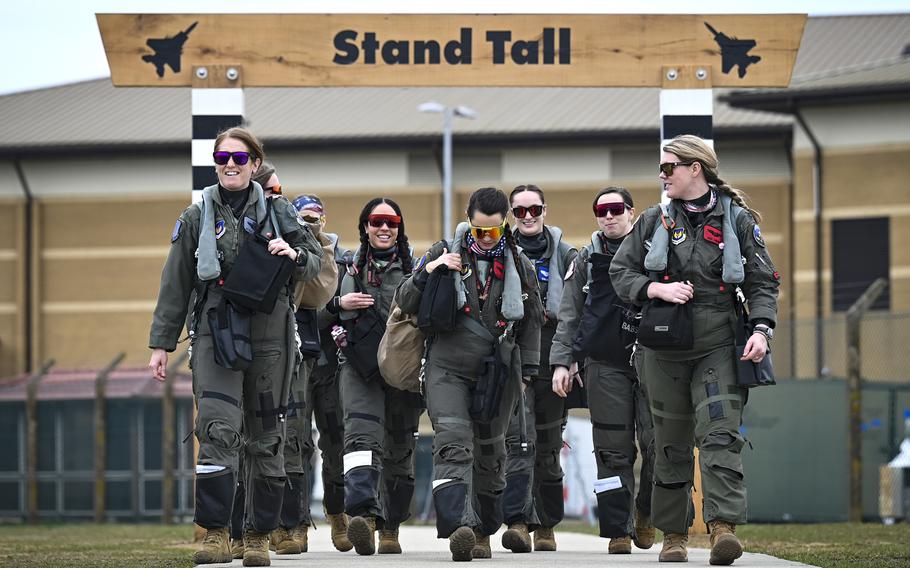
top-left (659, 161), bottom-right (694, 176)
top-left (512, 204), bottom-right (544, 219)
top-left (213, 151), bottom-right (252, 166)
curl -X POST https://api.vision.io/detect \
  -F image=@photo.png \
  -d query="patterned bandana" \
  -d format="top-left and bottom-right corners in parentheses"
top-left (292, 195), bottom-right (325, 215)
top-left (682, 188), bottom-right (717, 213)
top-left (466, 233), bottom-right (506, 259)
top-left (367, 246), bottom-right (398, 287)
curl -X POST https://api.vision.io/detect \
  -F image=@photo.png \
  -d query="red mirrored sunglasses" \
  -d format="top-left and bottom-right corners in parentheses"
top-left (593, 202), bottom-right (629, 217)
top-left (367, 214), bottom-right (402, 229)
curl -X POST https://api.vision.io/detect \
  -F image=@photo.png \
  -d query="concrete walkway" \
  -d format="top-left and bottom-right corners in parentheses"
top-left (223, 525), bottom-right (817, 567)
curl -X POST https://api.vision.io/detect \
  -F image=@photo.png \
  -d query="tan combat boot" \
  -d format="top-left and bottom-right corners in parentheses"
top-left (708, 520), bottom-right (743, 566)
top-left (231, 538), bottom-right (245, 560)
top-left (289, 523), bottom-right (308, 553)
top-left (633, 508), bottom-right (656, 549)
top-left (378, 528), bottom-right (402, 554)
top-left (449, 526), bottom-right (476, 562)
top-left (347, 515), bottom-right (377, 556)
top-left (501, 522), bottom-right (532, 553)
top-left (326, 512), bottom-right (353, 552)
top-left (269, 526), bottom-right (301, 555)
top-left (609, 535), bottom-right (632, 554)
top-left (659, 533), bottom-right (688, 562)
top-left (533, 527), bottom-right (557, 551)
top-left (242, 529), bottom-right (272, 567)
top-left (192, 527), bottom-right (232, 564)
top-left (472, 529), bottom-right (492, 559)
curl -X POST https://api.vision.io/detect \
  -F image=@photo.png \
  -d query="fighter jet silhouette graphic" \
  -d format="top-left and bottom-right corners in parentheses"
top-left (705, 22), bottom-right (761, 79)
top-left (142, 22), bottom-right (198, 78)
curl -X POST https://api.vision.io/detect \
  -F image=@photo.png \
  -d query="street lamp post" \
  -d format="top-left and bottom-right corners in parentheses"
top-left (418, 102), bottom-right (476, 239)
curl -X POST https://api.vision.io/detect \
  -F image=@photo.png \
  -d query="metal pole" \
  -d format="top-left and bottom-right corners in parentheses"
top-left (794, 109), bottom-right (825, 378)
top-left (162, 350), bottom-right (189, 525)
top-left (26, 358), bottom-right (55, 523)
top-left (94, 352), bottom-right (125, 523)
top-left (442, 108), bottom-right (454, 240)
top-left (845, 277), bottom-right (887, 523)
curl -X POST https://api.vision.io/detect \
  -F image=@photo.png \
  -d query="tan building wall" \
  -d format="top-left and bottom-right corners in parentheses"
top-left (789, 134), bottom-right (909, 380)
top-left (0, 198), bottom-right (26, 378)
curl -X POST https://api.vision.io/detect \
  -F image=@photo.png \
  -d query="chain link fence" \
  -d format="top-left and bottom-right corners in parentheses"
top-left (771, 311), bottom-right (910, 382)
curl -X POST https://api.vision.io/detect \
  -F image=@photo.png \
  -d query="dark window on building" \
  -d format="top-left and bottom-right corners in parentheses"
top-left (832, 217), bottom-right (890, 312)
top-left (37, 405), bottom-right (56, 472)
top-left (144, 404), bottom-right (163, 470)
top-left (64, 481), bottom-right (94, 511)
top-left (37, 481), bottom-right (56, 511)
top-left (184, 479), bottom-right (194, 510)
top-left (107, 402), bottom-right (132, 471)
top-left (0, 481), bottom-right (19, 510)
top-left (0, 405), bottom-right (20, 471)
top-left (106, 480), bottom-right (132, 512)
top-left (62, 402), bottom-right (94, 471)
top-left (145, 479), bottom-right (162, 511)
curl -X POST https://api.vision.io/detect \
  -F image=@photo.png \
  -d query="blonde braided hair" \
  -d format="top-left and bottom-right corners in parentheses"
top-left (663, 135), bottom-right (762, 223)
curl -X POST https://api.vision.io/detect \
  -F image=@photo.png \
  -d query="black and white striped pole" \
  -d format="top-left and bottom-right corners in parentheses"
top-left (659, 65), bottom-right (713, 200)
top-left (191, 65), bottom-right (244, 203)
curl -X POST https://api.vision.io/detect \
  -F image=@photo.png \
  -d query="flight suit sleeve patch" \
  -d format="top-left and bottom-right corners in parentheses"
top-left (564, 261), bottom-right (576, 281)
top-left (536, 260), bottom-right (550, 282)
top-left (170, 219), bottom-right (183, 243)
top-left (752, 225), bottom-right (766, 247)
top-left (414, 253), bottom-right (427, 271)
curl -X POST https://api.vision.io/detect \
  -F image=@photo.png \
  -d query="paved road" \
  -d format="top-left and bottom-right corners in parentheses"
top-left (221, 525), bottom-right (817, 567)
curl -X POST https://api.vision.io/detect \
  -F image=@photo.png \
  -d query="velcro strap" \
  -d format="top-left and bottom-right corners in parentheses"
top-left (535, 418), bottom-right (565, 431)
top-left (437, 416), bottom-right (472, 428)
top-left (650, 407), bottom-right (695, 422)
top-left (349, 412), bottom-right (382, 424)
top-left (695, 394), bottom-right (743, 414)
top-left (592, 422), bottom-right (631, 431)
top-left (200, 390), bottom-right (240, 407)
top-left (476, 433), bottom-right (505, 446)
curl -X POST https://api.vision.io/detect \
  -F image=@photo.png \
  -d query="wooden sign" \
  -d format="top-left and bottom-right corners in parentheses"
top-left (97, 14), bottom-right (806, 88)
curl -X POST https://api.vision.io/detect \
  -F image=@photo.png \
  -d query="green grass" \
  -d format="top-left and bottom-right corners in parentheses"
top-left (561, 520), bottom-right (910, 568)
top-left (737, 523), bottom-right (910, 568)
top-left (2, 521), bottom-right (909, 567)
top-left (0, 523), bottom-right (195, 568)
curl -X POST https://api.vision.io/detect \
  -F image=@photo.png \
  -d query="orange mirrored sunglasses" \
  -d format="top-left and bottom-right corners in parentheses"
top-left (469, 223), bottom-right (506, 241)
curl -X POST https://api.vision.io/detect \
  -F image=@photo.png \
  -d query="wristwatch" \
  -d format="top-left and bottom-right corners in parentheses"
top-left (752, 324), bottom-right (773, 341)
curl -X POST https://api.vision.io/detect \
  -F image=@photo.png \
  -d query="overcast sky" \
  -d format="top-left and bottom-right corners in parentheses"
top-left (1, 0), bottom-right (907, 95)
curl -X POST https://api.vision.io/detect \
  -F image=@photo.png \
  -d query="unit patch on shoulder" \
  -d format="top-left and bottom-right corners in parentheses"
top-left (671, 227), bottom-right (687, 246)
top-left (753, 225), bottom-right (766, 247)
top-left (536, 261), bottom-right (550, 283)
top-left (215, 219), bottom-right (226, 240)
top-left (170, 219), bottom-right (182, 243)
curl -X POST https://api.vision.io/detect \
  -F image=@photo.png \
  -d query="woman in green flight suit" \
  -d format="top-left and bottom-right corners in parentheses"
top-left (148, 127), bottom-right (323, 567)
top-left (610, 135), bottom-right (779, 566)
top-left (333, 197), bottom-right (423, 556)
top-left (396, 187), bottom-right (544, 562)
